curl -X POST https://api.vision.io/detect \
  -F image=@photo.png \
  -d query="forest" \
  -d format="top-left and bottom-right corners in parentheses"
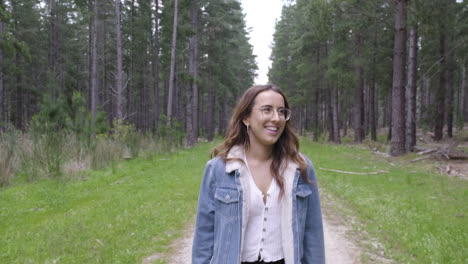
top-left (0, 0), bottom-right (467, 186)
top-left (270, 0), bottom-right (468, 155)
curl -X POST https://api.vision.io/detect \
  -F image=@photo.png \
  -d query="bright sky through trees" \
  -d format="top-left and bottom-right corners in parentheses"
top-left (241, 0), bottom-right (283, 85)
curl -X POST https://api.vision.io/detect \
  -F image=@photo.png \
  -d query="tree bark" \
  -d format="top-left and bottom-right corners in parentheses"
top-left (48, 0), bottom-right (58, 99)
top-left (389, 0), bottom-right (407, 156)
top-left (405, 25), bottom-right (417, 152)
top-left (15, 53), bottom-right (23, 130)
top-left (327, 87), bottom-right (333, 142)
top-left (90, 0), bottom-right (99, 133)
top-left (463, 62), bottom-right (468, 122)
top-left (0, 18), bottom-right (4, 130)
top-left (206, 71), bottom-right (215, 141)
top-left (446, 56), bottom-right (454, 138)
top-left (114, 0), bottom-right (124, 121)
top-left (331, 85), bottom-right (341, 143)
top-left (167, 0), bottom-right (179, 127)
top-left (434, 30), bottom-right (446, 141)
top-left (353, 33), bottom-right (365, 143)
top-left (187, 0), bottom-right (199, 146)
top-left (152, 0), bottom-right (160, 131)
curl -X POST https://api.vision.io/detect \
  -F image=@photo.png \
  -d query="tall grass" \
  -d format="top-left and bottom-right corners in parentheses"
top-left (0, 142), bottom-right (212, 263)
top-left (0, 122), bottom-right (184, 186)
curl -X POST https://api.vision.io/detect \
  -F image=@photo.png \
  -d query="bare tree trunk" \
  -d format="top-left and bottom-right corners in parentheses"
top-left (327, 85), bottom-right (333, 142)
top-left (0, 18), bottom-right (4, 130)
top-left (313, 89), bottom-right (320, 141)
top-left (446, 57), bottom-right (454, 138)
top-left (15, 54), bottom-right (23, 130)
top-left (463, 61), bottom-right (468, 122)
top-left (405, 25), bottom-right (417, 152)
top-left (48, 0), bottom-right (58, 99)
top-left (90, 0), bottom-right (99, 132)
top-left (331, 85), bottom-right (341, 143)
top-left (167, 0), bottom-right (179, 127)
top-left (434, 30), bottom-right (446, 141)
top-left (389, 0), bottom-right (407, 156)
top-left (187, 0), bottom-right (199, 146)
top-left (353, 32), bottom-right (364, 143)
top-left (369, 77), bottom-right (377, 141)
top-left (114, 0), bottom-right (124, 121)
top-left (152, 0), bottom-right (160, 131)
top-left (206, 71), bottom-right (215, 141)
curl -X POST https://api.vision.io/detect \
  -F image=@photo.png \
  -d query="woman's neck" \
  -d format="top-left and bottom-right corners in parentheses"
top-left (245, 143), bottom-right (273, 163)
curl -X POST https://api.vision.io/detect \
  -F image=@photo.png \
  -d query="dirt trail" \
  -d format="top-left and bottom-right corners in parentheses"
top-left (144, 214), bottom-right (363, 264)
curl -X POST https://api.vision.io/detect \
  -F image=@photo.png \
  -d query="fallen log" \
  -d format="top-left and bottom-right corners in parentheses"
top-left (319, 167), bottom-right (389, 175)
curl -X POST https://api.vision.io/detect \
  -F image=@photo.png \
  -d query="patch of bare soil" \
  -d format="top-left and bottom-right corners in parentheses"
top-left (320, 191), bottom-right (394, 264)
top-left (143, 192), bottom-right (393, 264)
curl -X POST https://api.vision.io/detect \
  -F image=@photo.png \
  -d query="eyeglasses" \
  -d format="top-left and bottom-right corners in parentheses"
top-left (255, 105), bottom-right (291, 121)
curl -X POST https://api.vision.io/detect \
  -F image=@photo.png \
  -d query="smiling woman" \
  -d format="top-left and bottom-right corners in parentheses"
top-left (192, 84), bottom-right (325, 264)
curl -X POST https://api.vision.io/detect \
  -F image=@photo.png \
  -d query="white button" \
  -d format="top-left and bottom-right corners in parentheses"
top-left (225, 194), bottom-right (230, 200)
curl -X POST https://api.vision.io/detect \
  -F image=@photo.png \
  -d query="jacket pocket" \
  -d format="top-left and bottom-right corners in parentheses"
top-left (214, 187), bottom-right (240, 219)
top-left (296, 184), bottom-right (313, 198)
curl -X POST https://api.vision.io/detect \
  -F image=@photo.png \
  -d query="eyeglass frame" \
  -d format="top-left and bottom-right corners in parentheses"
top-left (253, 105), bottom-right (292, 121)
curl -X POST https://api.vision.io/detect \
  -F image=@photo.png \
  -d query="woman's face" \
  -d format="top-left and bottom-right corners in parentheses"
top-left (243, 90), bottom-right (287, 148)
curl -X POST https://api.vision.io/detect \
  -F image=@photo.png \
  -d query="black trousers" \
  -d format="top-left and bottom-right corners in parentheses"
top-left (241, 259), bottom-right (285, 264)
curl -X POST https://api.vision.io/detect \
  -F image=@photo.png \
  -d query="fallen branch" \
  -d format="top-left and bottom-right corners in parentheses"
top-left (319, 167), bottom-right (389, 175)
top-left (416, 148), bottom-right (437, 155)
top-left (410, 155), bottom-right (432, 163)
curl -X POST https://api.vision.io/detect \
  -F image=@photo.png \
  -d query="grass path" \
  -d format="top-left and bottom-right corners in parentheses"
top-left (1, 140), bottom-right (466, 263)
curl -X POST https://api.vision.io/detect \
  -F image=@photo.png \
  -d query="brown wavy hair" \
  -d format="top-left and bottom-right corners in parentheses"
top-left (212, 84), bottom-right (309, 196)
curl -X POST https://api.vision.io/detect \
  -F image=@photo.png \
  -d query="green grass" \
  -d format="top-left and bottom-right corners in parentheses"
top-left (0, 142), bottom-right (215, 263)
top-left (301, 139), bottom-right (467, 264)
top-left (1, 139), bottom-right (467, 263)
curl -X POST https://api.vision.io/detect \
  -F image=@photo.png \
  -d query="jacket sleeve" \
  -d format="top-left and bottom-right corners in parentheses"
top-left (303, 157), bottom-right (326, 264)
top-left (192, 159), bottom-right (216, 264)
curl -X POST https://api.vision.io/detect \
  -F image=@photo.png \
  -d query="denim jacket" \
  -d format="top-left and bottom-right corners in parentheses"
top-left (192, 146), bottom-right (325, 264)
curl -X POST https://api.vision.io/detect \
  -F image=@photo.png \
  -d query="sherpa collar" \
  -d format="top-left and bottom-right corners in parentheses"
top-left (225, 145), bottom-right (299, 174)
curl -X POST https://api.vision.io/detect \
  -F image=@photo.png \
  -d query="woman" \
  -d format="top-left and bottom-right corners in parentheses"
top-left (192, 84), bottom-right (325, 264)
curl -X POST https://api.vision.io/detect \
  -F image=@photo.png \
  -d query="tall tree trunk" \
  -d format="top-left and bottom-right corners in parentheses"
top-left (446, 57), bottom-right (454, 138)
top-left (353, 32), bottom-right (364, 143)
top-left (327, 86), bottom-right (333, 142)
top-left (434, 30), bottom-right (446, 141)
top-left (48, 0), bottom-right (58, 99)
top-left (90, 0), bottom-right (99, 132)
top-left (114, 0), bottom-right (124, 121)
top-left (369, 77), bottom-right (377, 141)
top-left (15, 54), bottom-right (23, 130)
top-left (389, 0), bottom-right (407, 156)
top-left (405, 25), bottom-right (417, 152)
top-left (167, 0), bottom-right (179, 127)
top-left (313, 89), bottom-right (320, 141)
top-left (463, 61), bottom-right (468, 122)
top-left (206, 71), bottom-right (215, 141)
top-left (187, 0), bottom-right (199, 146)
top-left (152, 0), bottom-right (160, 131)
top-left (0, 18), bottom-right (4, 130)
top-left (331, 85), bottom-right (341, 143)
